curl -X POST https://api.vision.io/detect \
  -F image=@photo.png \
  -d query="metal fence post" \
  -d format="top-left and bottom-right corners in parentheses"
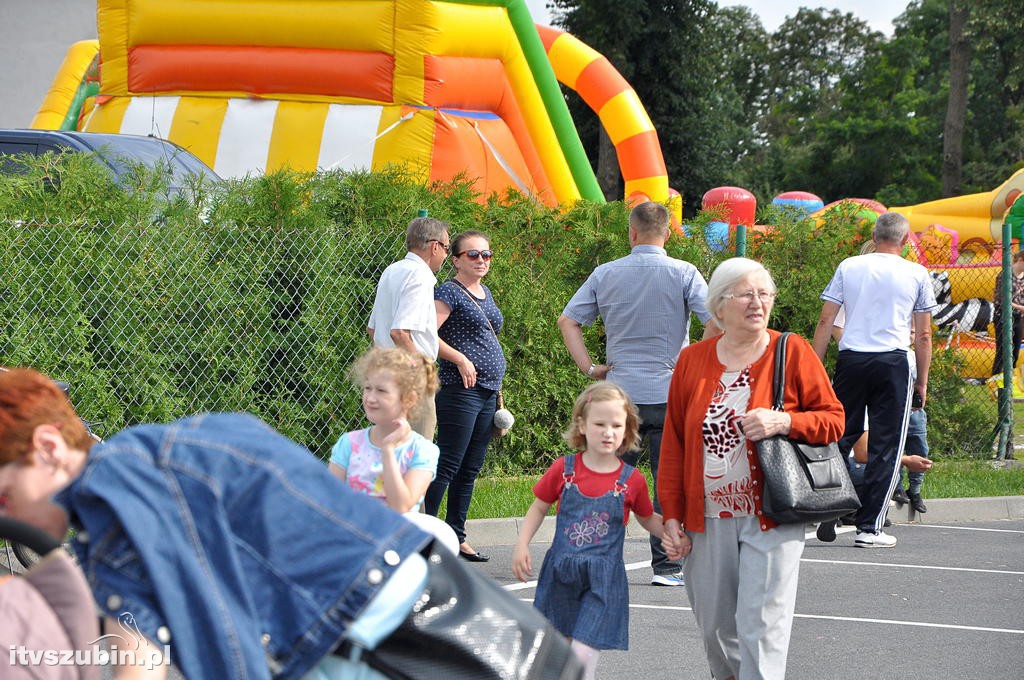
top-left (735, 224), bottom-right (746, 257)
top-left (997, 220), bottom-right (1013, 460)
top-left (999, 196), bottom-right (1024, 459)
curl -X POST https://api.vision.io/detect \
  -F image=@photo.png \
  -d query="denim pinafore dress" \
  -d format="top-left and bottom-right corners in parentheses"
top-left (534, 454), bottom-right (633, 650)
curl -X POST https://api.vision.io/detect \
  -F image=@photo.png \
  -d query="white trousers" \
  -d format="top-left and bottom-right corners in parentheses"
top-left (683, 516), bottom-right (805, 680)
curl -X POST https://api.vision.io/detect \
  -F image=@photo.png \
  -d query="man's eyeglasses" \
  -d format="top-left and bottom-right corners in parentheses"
top-left (429, 239), bottom-right (450, 253)
top-left (457, 249), bottom-right (493, 260)
top-left (722, 290), bottom-right (776, 303)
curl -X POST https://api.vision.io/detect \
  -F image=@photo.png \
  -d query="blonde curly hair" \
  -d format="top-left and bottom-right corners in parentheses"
top-left (350, 347), bottom-right (439, 417)
top-left (562, 381), bottom-right (639, 455)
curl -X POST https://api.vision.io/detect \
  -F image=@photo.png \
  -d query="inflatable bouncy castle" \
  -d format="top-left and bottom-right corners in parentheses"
top-left (30, 0), bottom-right (679, 218)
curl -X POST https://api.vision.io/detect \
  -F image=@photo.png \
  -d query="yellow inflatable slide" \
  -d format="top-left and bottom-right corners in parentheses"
top-left (30, 0), bottom-right (680, 218)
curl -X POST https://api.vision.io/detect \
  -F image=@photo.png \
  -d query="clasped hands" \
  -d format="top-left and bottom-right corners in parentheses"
top-left (661, 518), bottom-right (691, 561)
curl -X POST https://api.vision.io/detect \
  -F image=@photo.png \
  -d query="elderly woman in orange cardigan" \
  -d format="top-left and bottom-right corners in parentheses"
top-left (658, 258), bottom-right (844, 680)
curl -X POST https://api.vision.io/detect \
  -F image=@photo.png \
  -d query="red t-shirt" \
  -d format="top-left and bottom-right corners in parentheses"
top-left (532, 454), bottom-right (655, 524)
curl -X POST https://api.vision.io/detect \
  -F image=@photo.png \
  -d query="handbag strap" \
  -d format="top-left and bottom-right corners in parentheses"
top-left (771, 332), bottom-right (793, 412)
top-left (451, 279), bottom-right (505, 402)
top-left (451, 279), bottom-right (499, 341)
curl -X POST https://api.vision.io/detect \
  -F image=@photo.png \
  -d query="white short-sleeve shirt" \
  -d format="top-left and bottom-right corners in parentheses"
top-left (368, 252), bottom-right (439, 359)
top-left (821, 252), bottom-right (937, 352)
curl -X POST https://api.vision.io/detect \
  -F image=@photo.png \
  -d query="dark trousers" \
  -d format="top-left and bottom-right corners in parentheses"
top-left (424, 385), bottom-right (497, 544)
top-left (991, 310), bottom-right (1023, 375)
top-left (621, 402), bottom-right (680, 575)
top-left (833, 350), bottom-right (912, 534)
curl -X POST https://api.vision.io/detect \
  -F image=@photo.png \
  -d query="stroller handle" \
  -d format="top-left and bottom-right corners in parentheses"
top-left (0, 517), bottom-right (62, 556)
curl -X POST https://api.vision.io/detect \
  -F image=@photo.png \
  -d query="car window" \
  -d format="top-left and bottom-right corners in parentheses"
top-left (89, 136), bottom-right (215, 188)
top-left (0, 142), bottom-right (40, 174)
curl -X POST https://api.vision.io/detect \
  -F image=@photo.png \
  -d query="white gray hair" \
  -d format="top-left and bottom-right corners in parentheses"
top-left (706, 257), bottom-right (776, 319)
top-left (872, 212), bottom-right (910, 244)
top-left (405, 217), bottom-right (451, 251)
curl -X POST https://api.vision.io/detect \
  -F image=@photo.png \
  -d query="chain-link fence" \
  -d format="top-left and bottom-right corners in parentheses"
top-left (0, 217), bottom-right (1007, 462)
top-left (925, 260), bottom-right (1012, 457)
top-left (0, 218), bottom-right (414, 458)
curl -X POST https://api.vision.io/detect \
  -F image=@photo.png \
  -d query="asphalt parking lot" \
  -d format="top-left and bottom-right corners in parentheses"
top-left (473, 518), bottom-right (1024, 680)
top-left (4, 512), bottom-right (1020, 679)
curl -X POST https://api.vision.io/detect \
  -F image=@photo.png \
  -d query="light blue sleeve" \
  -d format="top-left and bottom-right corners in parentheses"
top-left (407, 435), bottom-right (440, 479)
top-left (330, 432), bottom-right (354, 469)
top-left (684, 267), bottom-right (713, 323)
top-left (562, 271), bottom-right (600, 325)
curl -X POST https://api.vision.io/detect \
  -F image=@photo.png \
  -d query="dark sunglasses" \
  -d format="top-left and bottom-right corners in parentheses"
top-left (428, 239), bottom-right (450, 253)
top-left (457, 249), bottom-right (493, 260)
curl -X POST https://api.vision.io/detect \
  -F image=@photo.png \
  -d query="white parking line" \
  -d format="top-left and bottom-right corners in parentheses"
top-left (505, 560), bottom-right (674, 590)
top-left (801, 558), bottom-right (1024, 575)
top-left (908, 524), bottom-right (1024, 533)
top-left (517, 601), bottom-right (1024, 635)
top-left (504, 521), bottom-right (1023, 591)
top-left (793, 613), bottom-right (1024, 635)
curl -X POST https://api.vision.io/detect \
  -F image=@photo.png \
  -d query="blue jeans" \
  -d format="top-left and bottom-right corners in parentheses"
top-left (900, 409), bottom-right (929, 494)
top-left (424, 384), bottom-right (497, 544)
top-left (621, 403), bottom-right (680, 576)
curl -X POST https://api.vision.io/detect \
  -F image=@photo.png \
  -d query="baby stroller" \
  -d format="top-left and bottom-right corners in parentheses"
top-left (0, 517), bottom-right (100, 679)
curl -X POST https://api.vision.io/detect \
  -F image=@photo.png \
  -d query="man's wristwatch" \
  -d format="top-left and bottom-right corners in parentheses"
top-left (587, 364), bottom-right (596, 377)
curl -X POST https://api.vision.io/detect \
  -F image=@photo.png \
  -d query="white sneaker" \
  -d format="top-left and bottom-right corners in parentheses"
top-left (651, 571), bottom-right (686, 586)
top-left (855, 530), bottom-right (897, 548)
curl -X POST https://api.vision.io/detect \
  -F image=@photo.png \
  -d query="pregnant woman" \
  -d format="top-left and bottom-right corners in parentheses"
top-left (424, 230), bottom-right (506, 562)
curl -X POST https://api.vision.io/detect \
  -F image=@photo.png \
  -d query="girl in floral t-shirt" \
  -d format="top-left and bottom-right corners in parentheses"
top-left (511, 382), bottom-right (663, 680)
top-left (329, 347), bottom-right (439, 513)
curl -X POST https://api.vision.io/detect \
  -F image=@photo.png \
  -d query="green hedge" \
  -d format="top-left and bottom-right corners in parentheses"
top-left (0, 156), bottom-right (997, 467)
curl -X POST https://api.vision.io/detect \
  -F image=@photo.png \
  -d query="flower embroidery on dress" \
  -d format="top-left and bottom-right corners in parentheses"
top-left (565, 510), bottom-right (611, 546)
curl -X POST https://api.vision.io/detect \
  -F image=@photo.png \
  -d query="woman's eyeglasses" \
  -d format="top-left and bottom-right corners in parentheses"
top-left (457, 249), bottom-right (493, 260)
top-left (722, 290), bottom-right (776, 303)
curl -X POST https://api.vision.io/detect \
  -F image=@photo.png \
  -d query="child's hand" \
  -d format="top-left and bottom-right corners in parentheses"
top-left (380, 418), bottom-right (412, 450)
top-left (512, 543), bottom-right (533, 582)
top-left (661, 519), bottom-right (692, 561)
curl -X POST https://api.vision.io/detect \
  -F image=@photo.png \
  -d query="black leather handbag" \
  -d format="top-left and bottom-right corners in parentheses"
top-left (340, 540), bottom-right (582, 680)
top-left (755, 332), bottom-right (861, 524)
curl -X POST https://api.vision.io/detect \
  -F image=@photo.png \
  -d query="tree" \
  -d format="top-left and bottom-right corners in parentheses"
top-left (746, 8), bottom-right (884, 199)
top-left (549, 0), bottom-right (728, 215)
top-left (942, 0), bottom-right (970, 197)
top-left (705, 6), bottom-right (771, 193)
top-left (960, 0), bottom-right (1024, 192)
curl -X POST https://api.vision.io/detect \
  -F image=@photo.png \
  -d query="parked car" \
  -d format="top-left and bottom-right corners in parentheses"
top-left (0, 129), bottom-right (220, 197)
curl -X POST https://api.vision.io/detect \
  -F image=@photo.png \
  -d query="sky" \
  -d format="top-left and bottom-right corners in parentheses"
top-left (525, 1), bottom-right (911, 35)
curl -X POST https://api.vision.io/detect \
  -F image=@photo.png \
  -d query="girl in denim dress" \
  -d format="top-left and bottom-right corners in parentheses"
top-left (512, 381), bottom-right (665, 679)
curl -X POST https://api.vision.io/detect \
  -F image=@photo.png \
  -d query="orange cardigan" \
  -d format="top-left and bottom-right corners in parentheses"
top-left (657, 329), bottom-right (845, 532)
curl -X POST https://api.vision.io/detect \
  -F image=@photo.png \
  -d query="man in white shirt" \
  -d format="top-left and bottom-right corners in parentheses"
top-left (368, 216), bottom-right (451, 437)
top-left (812, 212), bottom-right (936, 548)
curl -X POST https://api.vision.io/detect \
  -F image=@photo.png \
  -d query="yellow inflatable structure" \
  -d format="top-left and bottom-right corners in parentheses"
top-left (30, 0), bottom-right (679, 218)
top-left (893, 168), bottom-right (1024, 247)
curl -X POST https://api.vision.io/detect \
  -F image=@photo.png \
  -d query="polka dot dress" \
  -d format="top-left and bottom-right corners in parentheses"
top-left (435, 280), bottom-right (507, 390)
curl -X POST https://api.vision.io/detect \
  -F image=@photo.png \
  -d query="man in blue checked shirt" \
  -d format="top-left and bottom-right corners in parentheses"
top-left (558, 201), bottom-right (720, 587)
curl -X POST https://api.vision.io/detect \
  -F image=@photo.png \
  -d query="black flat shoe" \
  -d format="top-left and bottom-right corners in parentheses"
top-left (458, 550), bottom-right (490, 563)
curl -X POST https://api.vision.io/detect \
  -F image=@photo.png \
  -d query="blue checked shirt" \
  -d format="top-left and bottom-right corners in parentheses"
top-left (562, 245), bottom-right (712, 404)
